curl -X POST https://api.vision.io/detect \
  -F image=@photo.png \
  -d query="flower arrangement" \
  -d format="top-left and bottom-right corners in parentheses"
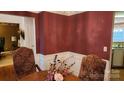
top-left (46, 55), bottom-right (75, 81)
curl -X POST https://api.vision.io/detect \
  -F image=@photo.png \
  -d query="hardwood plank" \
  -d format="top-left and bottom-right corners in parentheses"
top-left (0, 65), bottom-right (16, 81)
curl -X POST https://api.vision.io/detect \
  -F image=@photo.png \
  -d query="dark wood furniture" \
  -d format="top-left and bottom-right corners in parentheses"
top-left (20, 71), bottom-right (80, 81)
top-left (12, 47), bottom-right (41, 80)
top-left (79, 54), bottom-right (106, 81)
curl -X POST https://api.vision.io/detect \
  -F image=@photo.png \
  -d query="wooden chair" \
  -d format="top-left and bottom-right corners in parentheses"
top-left (12, 47), bottom-right (41, 80)
top-left (79, 54), bottom-right (106, 81)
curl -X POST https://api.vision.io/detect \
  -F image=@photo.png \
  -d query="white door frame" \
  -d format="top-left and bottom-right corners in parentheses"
top-left (0, 14), bottom-right (38, 64)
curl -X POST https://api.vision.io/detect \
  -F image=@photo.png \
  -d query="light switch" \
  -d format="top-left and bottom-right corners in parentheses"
top-left (103, 46), bottom-right (107, 52)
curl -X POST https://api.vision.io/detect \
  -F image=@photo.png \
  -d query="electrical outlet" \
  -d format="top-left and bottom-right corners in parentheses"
top-left (103, 46), bottom-right (107, 52)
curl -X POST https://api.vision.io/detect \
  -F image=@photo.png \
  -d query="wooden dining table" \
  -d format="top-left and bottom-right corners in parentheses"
top-left (20, 71), bottom-right (80, 81)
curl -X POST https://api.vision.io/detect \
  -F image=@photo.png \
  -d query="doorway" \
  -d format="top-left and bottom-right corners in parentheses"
top-left (0, 14), bottom-right (36, 54)
top-left (0, 14), bottom-right (37, 80)
top-left (0, 22), bottom-right (19, 67)
top-left (111, 11), bottom-right (124, 80)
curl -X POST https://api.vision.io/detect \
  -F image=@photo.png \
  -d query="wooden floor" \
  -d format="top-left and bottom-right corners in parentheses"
top-left (0, 52), bottom-right (16, 81)
top-left (0, 65), bottom-right (16, 81)
top-left (0, 52), bottom-right (13, 67)
top-left (111, 69), bottom-right (124, 81)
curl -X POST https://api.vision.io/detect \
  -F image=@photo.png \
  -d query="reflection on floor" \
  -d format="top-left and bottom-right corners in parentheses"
top-left (0, 52), bottom-right (16, 80)
top-left (111, 69), bottom-right (124, 81)
top-left (0, 52), bottom-right (13, 67)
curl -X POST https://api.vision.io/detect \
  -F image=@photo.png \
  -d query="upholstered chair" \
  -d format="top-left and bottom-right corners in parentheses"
top-left (12, 47), bottom-right (41, 80)
top-left (79, 54), bottom-right (106, 81)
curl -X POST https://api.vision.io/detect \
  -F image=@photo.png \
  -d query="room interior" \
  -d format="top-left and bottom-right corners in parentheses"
top-left (0, 23), bottom-right (18, 67)
top-left (0, 11), bottom-right (123, 81)
top-left (111, 12), bottom-right (124, 80)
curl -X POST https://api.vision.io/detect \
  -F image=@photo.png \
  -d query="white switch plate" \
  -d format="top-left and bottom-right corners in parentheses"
top-left (103, 46), bottom-right (107, 52)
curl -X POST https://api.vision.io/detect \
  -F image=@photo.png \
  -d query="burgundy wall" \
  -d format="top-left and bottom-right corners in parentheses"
top-left (69, 12), bottom-right (87, 54)
top-left (35, 14), bottom-right (41, 53)
top-left (68, 12), bottom-right (113, 59)
top-left (40, 12), bottom-right (68, 54)
top-left (84, 12), bottom-right (114, 59)
top-left (85, 12), bottom-right (113, 59)
top-left (0, 11), bottom-right (114, 59)
top-left (38, 11), bottom-right (113, 59)
top-left (39, 12), bottom-right (87, 55)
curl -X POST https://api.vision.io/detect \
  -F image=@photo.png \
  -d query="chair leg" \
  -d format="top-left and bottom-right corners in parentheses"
top-left (35, 64), bottom-right (42, 71)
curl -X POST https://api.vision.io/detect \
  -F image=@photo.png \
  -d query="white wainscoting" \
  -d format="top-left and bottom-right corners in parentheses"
top-left (36, 52), bottom-right (110, 81)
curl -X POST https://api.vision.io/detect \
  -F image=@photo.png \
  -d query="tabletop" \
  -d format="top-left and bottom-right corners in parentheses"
top-left (20, 71), bottom-right (80, 81)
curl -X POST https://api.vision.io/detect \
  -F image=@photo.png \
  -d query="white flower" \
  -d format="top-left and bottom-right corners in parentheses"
top-left (54, 73), bottom-right (64, 81)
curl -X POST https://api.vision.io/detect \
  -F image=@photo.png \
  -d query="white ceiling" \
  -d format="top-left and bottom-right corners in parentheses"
top-left (30, 11), bottom-right (40, 13)
top-left (47, 11), bottom-right (84, 16)
top-left (30, 11), bottom-right (84, 16)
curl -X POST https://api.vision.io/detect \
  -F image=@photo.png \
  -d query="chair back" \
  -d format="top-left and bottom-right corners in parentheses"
top-left (13, 47), bottom-right (36, 79)
top-left (79, 54), bottom-right (106, 81)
